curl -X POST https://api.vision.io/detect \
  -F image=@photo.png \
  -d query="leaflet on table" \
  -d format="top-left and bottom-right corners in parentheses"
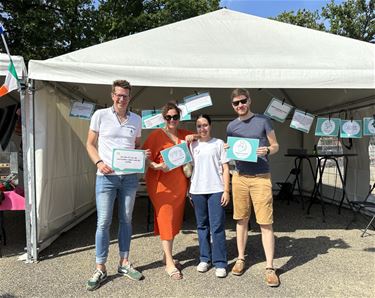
top-left (142, 110), bottom-right (165, 129)
top-left (363, 117), bottom-right (375, 136)
top-left (226, 137), bottom-right (259, 162)
top-left (69, 100), bottom-right (95, 120)
top-left (315, 118), bottom-right (340, 137)
top-left (160, 142), bottom-right (192, 170)
top-left (177, 103), bottom-right (191, 121)
top-left (264, 98), bottom-right (293, 123)
top-left (290, 110), bottom-right (314, 133)
top-left (183, 92), bottom-right (212, 113)
top-left (112, 149), bottom-right (145, 173)
top-left (340, 120), bottom-right (362, 138)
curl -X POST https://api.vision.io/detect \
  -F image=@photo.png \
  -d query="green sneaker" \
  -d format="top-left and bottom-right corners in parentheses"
top-left (118, 263), bottom-right (143, 281)
top-left (86, 269), bottom-right (107, 291)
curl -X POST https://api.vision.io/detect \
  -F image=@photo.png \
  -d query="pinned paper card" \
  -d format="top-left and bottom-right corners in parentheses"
top-left (226, 137), bottom-right (259, 162)
top-left (340, 120), bottom-right (362, 138)
top-left (315, 118), bottom-right (340, 137)
top-left (264, 98), bottom-right (293, 123)
top-left (363, 117), bottom-right (375, 136)
top-left (183, 92), bottom-right (212, 113)
top-left (290, 110), bottom-right (315, 133)
top-left (161, 142), bottom-right (192, 170)
top-left (177, 103), bottom-right (191, 121)
top-left (69, 100), bottom-right (95, 120)
top-left (112, 149), bottom-right (145, 173)
top-left (142, 110), bottom-right (164, 129)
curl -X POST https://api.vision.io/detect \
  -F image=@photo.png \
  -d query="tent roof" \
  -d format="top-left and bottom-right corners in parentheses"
top-left (28, 8), bottom-right (374, 88)
top-left (0, 54), bottom-right (27, 78)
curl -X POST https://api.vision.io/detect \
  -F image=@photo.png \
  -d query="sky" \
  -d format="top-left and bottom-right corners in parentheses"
top-left (219, 0), bottom-right (346, 18)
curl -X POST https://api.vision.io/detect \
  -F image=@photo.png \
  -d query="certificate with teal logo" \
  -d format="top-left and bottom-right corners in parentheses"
top-left (315, 118), bottom-right (340, 136)
top-left (226, 137), bottom-right (259, 162)
top-left (112, 149), bottom-right (146, 173)
top-left (160, 142), bottom-right (192, 170)
top-left (340, 120), bottom-right (362, 138)
top-left (363, 117), bottom-right (375, 136)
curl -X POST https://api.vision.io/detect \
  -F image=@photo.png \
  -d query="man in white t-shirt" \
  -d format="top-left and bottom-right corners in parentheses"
top-left (86, 80), bottom-right (146, 291)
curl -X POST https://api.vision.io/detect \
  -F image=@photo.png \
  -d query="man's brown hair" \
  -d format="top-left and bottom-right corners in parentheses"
top-left (231, 88), bottom-right (250, 100)
top-left (112, 80), bottom-right (132, 94)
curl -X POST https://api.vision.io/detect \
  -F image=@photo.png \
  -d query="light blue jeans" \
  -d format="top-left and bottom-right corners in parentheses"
top-left (95, 174), bottom-right (139, 264)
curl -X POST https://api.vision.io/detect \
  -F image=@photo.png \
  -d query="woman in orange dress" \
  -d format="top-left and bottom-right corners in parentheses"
top-left (142, 102), bottom-right (195, 280)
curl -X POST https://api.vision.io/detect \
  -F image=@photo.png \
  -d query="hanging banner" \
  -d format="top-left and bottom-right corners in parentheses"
top-left (290, 109), bottom-right (315, 133)
top-left (69, 100), bottom-right (95, 120)
top-left (363, 117), bottom-right (375, 136)
top-left (340, 120), bottom-right (362, 138)
top-left (142, 110), bottom-right (164, 129)
top-left (264, 98), bottom-right (293, 123)
top-left (177, 103), bottom-right (191, 121)
top-left (315, 118), bottom-right (340, 137)
top-left (183, 92), bottom-right (212, 113)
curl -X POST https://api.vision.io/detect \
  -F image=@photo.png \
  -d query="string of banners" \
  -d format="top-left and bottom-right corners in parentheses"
top-left (264, 98), bottom-right (375, 138)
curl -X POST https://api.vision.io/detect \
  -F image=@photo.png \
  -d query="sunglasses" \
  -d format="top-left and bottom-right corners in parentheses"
top-left (232, 98), bottom-right (248, 106)
top-left (164, 115), bottom-right (180, 121)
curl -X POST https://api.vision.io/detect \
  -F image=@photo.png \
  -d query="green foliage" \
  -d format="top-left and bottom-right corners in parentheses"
top-left (0, 0), bottom-right (220, 62)
top-left (273, 0), bottom-right (375, 42)
top-left (273, 9), bottom-right (326, 31)
top-left (322, 0), bottom-right (374, 42)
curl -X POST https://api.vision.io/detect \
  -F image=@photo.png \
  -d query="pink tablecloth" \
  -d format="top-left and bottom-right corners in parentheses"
top-left (0, 188), bottom-right (25, 211)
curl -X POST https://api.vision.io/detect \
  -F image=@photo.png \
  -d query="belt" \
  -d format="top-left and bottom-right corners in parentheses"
top-left (236, 172), bottom-right (270, 178)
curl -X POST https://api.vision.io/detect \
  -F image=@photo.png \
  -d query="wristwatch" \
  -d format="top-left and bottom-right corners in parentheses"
top-left (266, 147), bottom-right (270, 155)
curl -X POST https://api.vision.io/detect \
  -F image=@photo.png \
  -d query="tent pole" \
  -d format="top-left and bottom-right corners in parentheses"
top-left (20, 80), bottom-right (32, 262)
top-left (23, 79), bottom-right (38, 262)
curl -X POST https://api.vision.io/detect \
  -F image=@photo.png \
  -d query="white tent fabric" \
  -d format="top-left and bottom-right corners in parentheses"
top-left (26, 9), bottom-right (375, 259)
top-left (29, 9), bottom-right (375, 88)
top-left (0, 54), bottom-right (27, 78)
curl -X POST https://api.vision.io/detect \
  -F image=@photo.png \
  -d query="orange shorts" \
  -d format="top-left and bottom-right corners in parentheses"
top-left (231, 172), bottom-right (273, 225)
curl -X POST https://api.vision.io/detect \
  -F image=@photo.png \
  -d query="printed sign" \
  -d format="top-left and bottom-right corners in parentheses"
top-left (160, 142), bottom-right (193, 170)
top-left (315, 118), bottom-right (340, 136)
top-left (112, 149), bottom-right (145, 173)
top-left (264, 98), bottom-right (293, 123)
top-left (226, 137), bottom-right (259, 162)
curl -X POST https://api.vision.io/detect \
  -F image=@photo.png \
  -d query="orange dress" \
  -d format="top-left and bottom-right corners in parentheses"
top-left (142, 128), bottom-right (192, 240)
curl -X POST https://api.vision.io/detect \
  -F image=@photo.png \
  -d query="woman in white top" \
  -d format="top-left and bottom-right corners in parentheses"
top-left (188, 114), bottom-right (230, 278)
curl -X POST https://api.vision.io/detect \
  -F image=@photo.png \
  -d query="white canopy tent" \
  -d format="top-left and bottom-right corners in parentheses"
top-left (25, 9), bottom-right (375, 261)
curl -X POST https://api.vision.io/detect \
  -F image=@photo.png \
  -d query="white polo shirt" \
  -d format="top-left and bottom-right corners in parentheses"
top-left (90, 106), bottom-right (142, 175)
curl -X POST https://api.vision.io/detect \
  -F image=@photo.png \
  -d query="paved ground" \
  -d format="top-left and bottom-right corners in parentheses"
top-left (0, 195), bottom-right (374, 297)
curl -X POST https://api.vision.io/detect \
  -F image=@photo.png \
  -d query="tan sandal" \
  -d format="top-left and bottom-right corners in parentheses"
top-left (162, 254), bottom-right (182, 270)
top-left (166, 267), bottom-right (183, 280)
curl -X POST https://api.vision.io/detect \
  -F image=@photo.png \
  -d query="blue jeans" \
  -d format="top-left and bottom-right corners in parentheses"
top-left (191, 192), bottom-right (227, 268)
top-left (95, 174), bottom-right (139, 264)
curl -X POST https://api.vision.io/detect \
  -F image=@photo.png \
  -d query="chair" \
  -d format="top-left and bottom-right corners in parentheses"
top-left (276, 168), bottom-right (304, 209)
top-left (347, 183), bottom-right (375, 237)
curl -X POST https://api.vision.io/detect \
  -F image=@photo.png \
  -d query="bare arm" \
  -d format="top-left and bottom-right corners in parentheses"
top-left (221, 163), bottom-right (230, 206)
top-left (86, 129), bottom-right (113, 174)
top-left (256, 130), bottom-right (279, 157)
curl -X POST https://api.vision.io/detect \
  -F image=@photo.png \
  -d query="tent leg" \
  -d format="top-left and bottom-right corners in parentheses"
top-left (21, 79), bottom-right (38, 262)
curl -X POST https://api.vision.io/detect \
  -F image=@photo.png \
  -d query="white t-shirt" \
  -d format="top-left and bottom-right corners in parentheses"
top-left (90, 107), bottom-right (142, 175)
top-left (189, 138), bottom-right (228, 194)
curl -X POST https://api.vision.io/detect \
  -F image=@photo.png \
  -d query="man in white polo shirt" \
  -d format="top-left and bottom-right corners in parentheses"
top-left (86, 80), bottom-right (146, 291)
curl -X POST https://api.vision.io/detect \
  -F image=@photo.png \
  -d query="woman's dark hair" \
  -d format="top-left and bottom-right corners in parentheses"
top-left (161, 102), bottom-right (181, 117)
top-left (196, 114), bottom-right (211, 125)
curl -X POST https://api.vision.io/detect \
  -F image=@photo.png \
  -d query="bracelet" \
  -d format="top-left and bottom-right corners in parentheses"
top-left (95, 160), bottom-right (103, 166)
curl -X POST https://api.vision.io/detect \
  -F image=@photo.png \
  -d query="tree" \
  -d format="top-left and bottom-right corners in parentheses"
top-left (322, 0), bottom-right (374, 42)
top-left (273, 0), bottom-right (375, 43)
top-left (0, 0), bottom-right (98, 62)
top-left (0, 0), bottom-right (220, 62)
top-left (272, 9), bottom-right (326, 31)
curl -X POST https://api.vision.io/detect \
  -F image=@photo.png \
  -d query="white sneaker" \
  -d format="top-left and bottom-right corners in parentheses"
top-left (197, 262), bottom-right (210, 272)
top-left (215, 268), bottom-right (227, 278)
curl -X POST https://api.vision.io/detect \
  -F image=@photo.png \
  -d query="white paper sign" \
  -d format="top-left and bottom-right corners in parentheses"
top-left (264, 98), bottom-right (293, 123)
top-left (143, 113), bottom-right (164, 129)
top-left (69, 101), bottom-right (95, 119)
top-left (184, 92), bottom-right (213, 113)
top-left (112, 149), bottom-right (145, 173)
top-left (290, 110), bottom-right (315, 133)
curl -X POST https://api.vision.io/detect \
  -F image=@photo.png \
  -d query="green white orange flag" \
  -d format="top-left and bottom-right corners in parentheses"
top-left (0, 60), bottom-right (19, 97)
